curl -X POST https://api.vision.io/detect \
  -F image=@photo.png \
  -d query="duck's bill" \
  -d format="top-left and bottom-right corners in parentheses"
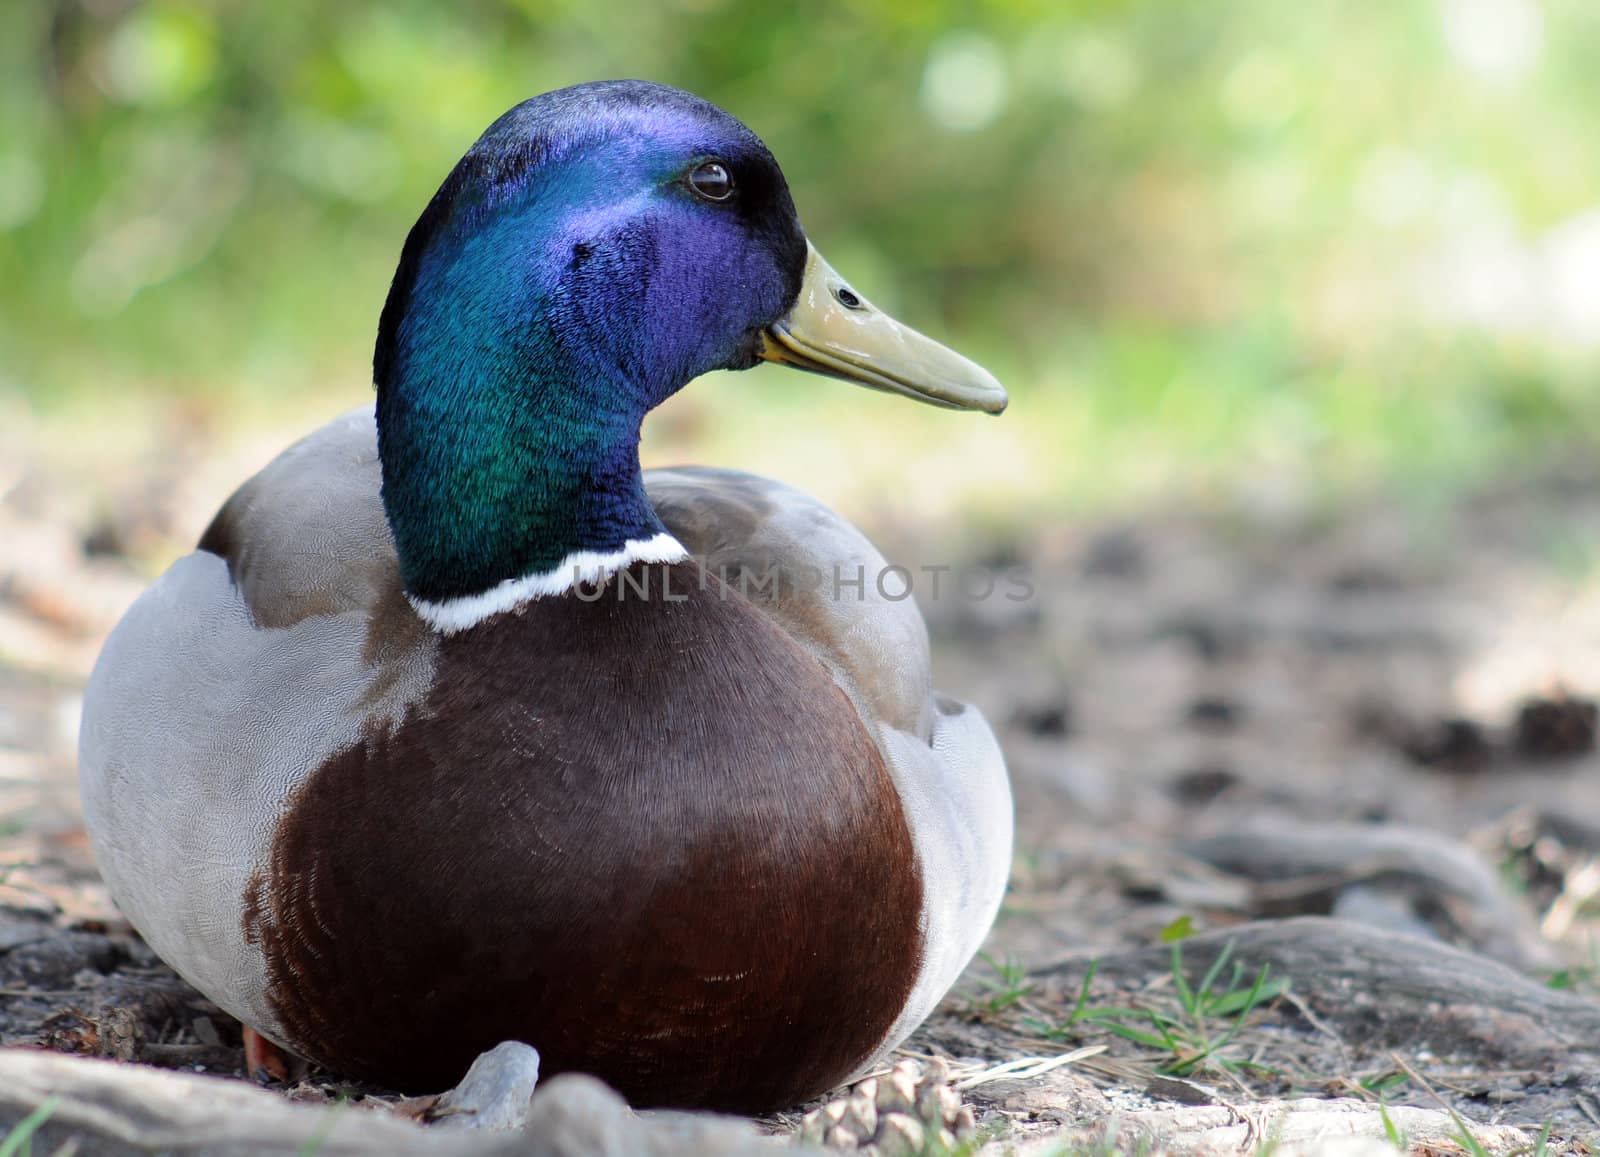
top-left (759, 243), bottom-right (1008, 415)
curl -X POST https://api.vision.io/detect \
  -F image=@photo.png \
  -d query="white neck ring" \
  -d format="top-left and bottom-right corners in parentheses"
top-left (407, 532), bottom-right (689, 634)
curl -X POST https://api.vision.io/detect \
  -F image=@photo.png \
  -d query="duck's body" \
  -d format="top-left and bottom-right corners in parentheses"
top-left (79, 81), bottom-right (1012, 1111)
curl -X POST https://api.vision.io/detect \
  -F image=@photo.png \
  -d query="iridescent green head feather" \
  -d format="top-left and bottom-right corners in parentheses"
top-left (373, 80), bottom-right (1005, 621)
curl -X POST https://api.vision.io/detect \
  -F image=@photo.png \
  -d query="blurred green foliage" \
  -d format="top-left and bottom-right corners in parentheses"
top-left (3, 0), bottom-right (1599, 511)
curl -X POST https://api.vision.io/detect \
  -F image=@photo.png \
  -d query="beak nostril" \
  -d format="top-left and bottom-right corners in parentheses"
top-left (768, 243), bottom-right (1007, 412)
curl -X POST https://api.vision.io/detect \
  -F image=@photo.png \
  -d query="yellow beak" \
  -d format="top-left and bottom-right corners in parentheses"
top-left (759, 243), bottom-right (1008, 415)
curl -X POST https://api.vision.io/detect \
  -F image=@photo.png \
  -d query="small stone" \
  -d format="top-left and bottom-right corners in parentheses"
top-left (1399, 716), bottom-right (1492, 774)
top-left (190, 1016), bottom-right (222, 1047)
top-left (1186, 697), bottom-right (1241, 729)
top-left (430, 1040), bottom-right (541, 1132)
top-left (1014, 701), bottom-right (1071, 738)
top-left (1169, 765), bottom-right (1239, 805)
top-left (0, 918), bottom-right (53, 953)
top-left (1514, 693), bottom-right (1598, 761)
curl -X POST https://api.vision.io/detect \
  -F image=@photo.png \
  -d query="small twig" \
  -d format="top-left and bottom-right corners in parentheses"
top-left (952, 1047), bottom-right (1106, 1090)
top-left (1388, 1052), bottom-right (1448, 1108)
top-left (1574, 1094), bottom-right (1600, 1128)
top-left (1212, 1056), bottom-right (1257, 1099)
top-left (1280, 986), bottom-right (1349, 1070)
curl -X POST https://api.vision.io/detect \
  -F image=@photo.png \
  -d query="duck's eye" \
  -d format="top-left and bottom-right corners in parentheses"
top-left (688, 161), bottom-right (734, 202)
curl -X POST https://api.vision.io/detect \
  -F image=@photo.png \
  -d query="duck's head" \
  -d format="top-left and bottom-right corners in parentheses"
top-left (374, 80), bottom-right (1007, 625)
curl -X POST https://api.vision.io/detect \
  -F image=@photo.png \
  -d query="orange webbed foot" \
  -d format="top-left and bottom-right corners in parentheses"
top-left (243, 1025), bottom-right (300, 1084)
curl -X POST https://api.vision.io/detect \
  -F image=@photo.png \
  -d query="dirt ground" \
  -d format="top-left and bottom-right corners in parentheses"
top-left (4, 407), bottom-right (1600, 1153)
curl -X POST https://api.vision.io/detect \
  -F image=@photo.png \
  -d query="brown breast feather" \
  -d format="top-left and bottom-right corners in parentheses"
top-left (241, 560), bottom-right (924, 1111)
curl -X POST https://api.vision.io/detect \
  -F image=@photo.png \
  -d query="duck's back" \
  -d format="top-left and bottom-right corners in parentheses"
top-left (79, 407), bottom-right (1011, 1109)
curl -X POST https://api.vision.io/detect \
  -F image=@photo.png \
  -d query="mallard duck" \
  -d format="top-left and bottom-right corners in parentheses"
top-left (78, 80), bottom-right (1012, 1113)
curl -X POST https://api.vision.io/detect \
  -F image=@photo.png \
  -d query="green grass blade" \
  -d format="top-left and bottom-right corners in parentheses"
top-left (1195, 940), bottom-right (1236, 1008)
top-left (1170, 942), bottom-right (1196, 1015)
top-left (0, 1098), bottom-right (60, 1157)
top-left (1377, 1100), bottom-right (1407, 1152)
top-left (1068, 958), bottom-right (1101, 1024)
top-left (1445, 1108), bottom-right (1490, 1157)
top-left (1097, 1021), bottom-right (1174, 1050)
top-left (1209, 971), bottom-right (1290, 1016)
top-left (1207, 963), bottom-right (1274, 1055)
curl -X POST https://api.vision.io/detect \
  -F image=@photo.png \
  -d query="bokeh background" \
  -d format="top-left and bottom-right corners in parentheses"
top-left (5, 0), bottom-right (1599, 534)
top-left (7, 4), bottom-right (1600, 1126)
